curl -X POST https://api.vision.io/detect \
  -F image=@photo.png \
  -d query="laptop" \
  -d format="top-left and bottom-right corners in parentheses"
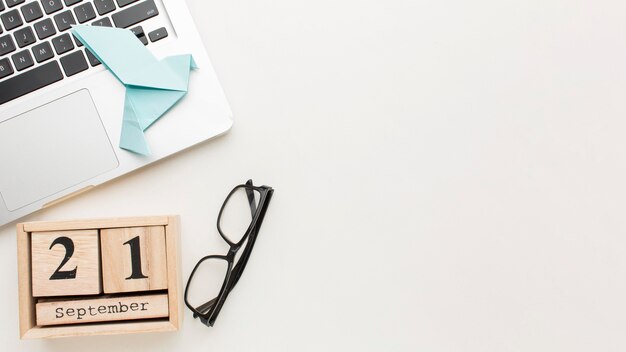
top-left (0, 0), bottom-right (233, 226)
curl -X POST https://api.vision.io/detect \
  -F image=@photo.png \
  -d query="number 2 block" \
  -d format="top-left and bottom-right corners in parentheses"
top-left (100, 226), bottom-right (168, 294)
top-left (31, 230), bottom-right (102, 297)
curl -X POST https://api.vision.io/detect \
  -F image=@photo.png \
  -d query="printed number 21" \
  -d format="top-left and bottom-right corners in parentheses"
top-left (48, 235), bottom-right (148, 281)
top-left (124, 236), bottom-right (148, 280)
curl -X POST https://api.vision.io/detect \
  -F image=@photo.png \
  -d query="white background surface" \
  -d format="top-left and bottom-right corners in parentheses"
top-left (1, 0), bottom-right (626, 350)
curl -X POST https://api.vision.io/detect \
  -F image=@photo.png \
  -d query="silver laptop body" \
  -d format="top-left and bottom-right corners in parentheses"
top-left (0, 0), bottom-right (233, 226)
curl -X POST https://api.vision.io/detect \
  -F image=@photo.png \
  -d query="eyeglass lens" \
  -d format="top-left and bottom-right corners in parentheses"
top-left (219, 187), bottom-right (261, 244)
top-left (186, 257), bottom-right (230, 315)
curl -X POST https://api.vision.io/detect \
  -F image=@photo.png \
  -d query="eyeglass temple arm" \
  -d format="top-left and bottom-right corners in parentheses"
top-left (193, 297), bottom-right (218, 318)
top-left (226, 187), bottom-right (273, 293)
top-left (221, 182), bottom-right (258, 295)
top-left (245, 179), bottom-right (257, 216)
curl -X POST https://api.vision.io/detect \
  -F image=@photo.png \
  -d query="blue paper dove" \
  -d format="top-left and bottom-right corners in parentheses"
top-left (71, 25), bottom-right (197, 155)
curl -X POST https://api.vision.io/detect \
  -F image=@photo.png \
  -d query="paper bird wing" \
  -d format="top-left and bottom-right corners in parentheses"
top-left (71, 25), bottom-right (190, 91)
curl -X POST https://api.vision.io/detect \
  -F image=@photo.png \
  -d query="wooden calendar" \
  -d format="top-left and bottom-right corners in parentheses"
top-left (16, 216), bottom-right (181, 339)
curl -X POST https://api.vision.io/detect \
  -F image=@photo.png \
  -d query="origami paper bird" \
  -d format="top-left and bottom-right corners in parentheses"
top-left (71, 25), bottom-right (196, 155)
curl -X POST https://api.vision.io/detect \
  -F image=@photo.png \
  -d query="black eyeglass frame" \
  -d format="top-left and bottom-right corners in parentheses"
top-left (184, 180), bottom-right (273, 327)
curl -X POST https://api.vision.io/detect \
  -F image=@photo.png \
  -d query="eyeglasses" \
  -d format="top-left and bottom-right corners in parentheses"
top-left (184, 179), bottom-right (274, 327)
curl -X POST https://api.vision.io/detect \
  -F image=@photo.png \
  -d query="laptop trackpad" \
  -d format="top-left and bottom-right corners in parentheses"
top-left (0, 89), bottom-right (119, 211)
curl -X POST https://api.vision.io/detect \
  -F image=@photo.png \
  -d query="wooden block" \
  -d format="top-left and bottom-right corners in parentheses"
top-left (23, 216), bottom-right (170, 232)
top-left (164, 217), bottom-right (182, 329)
top-left (17, 223), bottom-right (35, 338)
top-left (31, 230), bottom-right (101, 297)
top-left (17, 216), bottom-right (181, 339)
top-left (36, 294), bottom-right (169, 326)
top-left (100, 226), bottom-right (168, 294)
top-left (22, 320), bottom-right (177, 339)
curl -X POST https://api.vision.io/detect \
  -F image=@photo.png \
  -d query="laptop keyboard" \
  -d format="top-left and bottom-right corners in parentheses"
top-left (0, 0), bottom-right (168, 105)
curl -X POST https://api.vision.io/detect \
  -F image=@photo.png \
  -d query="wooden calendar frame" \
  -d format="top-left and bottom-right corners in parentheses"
top-left (16, 216), bottom-right (181, 339)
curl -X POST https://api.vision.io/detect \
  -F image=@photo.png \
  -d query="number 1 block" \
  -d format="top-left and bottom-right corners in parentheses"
top-left (31, 230), bottom-right (101, 297)
top-left (100, 226), bottom-right (168, 294)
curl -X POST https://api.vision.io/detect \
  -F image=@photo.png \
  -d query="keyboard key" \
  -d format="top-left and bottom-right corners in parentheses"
top-left (63, 0), bottom-right (82, 5)
top-left (59, 49), bottom-right (87, 76)
top-left (72, 33), bottom-right (82, 46)
top-left (84, 48), bottom-right (99, 66)
top-left (112, 0), bottom-right (157, 28)
top-left (0, 1), bottom-right (5, 12)
top-left (129, 25), bottom-right (142, 35)
top-left (51, 33), bottom-right (72, 54)
top-left (94, 0), bottom-right (114, 15)
top-left (0, 61), bottom-right (63, 104)
top-left (11, 49), bottom-right (33, 70)
top-left (1, 9), bottom-right (23, 30)
top-left (34, 18), bottom-right (55, 39)
top-left (13, 26), bottom-right (35, 47)
top-left (116, 0), bottom-right (138, 7)
top-left (148, 27), bottom-right (166, 42)
top-left (21, 1), bottom-right (43, 22)
top-left (73, 2), bottom-right (95, 23)
top-left (91, 16), bottom-right (111, 26)
top-left (0, 34), bottom-right (16, 55)
top-left (53, 9), bottom-right (75, 31)
top-left (6, 0), bottom-right (25, 8)
top-left (0, 58), bottom-right (13, 79)
top-left (129, 25), bottom-right (146, 45)
top-left (32, 41), bottom-right (53, 62)
top-left (41, 0), bottom-right (63, 14)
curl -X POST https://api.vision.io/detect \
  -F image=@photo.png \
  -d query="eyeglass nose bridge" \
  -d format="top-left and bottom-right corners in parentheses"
top-left (227, 245), bottom-right (240, 256)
